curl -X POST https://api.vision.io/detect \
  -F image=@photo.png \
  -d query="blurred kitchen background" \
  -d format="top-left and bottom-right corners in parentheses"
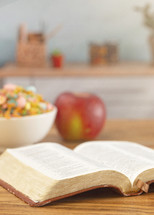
top-left (0, 0), bottom-right (154, 119)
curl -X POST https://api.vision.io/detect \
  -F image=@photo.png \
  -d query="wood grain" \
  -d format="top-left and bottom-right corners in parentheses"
top-left (1, 120), bottom-right (154, 214)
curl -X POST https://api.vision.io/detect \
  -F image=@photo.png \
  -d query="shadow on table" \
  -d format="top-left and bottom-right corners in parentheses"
top-left (149, 183), bottom-right (154, 193)
top-left (48, 183), bottom-right (154, 207)
top-left (48, 187), bottom-right (124, 206)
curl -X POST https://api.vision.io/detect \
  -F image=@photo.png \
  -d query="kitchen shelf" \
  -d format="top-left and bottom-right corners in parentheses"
top-left (0, 62), bottom-right (154, 78)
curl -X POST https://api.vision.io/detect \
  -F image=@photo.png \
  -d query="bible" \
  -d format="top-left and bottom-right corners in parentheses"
top-left (0, 141), bottom-right (154, 206)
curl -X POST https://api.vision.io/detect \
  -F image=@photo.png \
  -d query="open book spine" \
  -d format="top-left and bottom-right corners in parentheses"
top-left (0, 178), bottom-right (152, 207)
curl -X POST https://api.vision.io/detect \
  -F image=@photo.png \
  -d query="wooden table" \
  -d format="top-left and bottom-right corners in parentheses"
top-left (0, 120), bottom-right (154, 214)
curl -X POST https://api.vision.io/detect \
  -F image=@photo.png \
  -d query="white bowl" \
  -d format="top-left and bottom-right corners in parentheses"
top-left (0, 107), bottom-right (57, 150)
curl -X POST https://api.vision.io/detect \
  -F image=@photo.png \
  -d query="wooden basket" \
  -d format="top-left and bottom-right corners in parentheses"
top-left (17, 42), bottom-right (47, 67)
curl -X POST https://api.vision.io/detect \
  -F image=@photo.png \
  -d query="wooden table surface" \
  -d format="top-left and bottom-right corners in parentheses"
top-left (1, 120), bottom-right (154, 214)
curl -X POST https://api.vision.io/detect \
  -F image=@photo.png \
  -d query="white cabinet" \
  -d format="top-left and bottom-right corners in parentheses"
top-left (5, 76), bottom-right (154, 119)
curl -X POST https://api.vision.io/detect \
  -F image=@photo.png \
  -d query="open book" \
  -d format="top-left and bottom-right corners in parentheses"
top-left (0, 141), bottom-right (154, 206)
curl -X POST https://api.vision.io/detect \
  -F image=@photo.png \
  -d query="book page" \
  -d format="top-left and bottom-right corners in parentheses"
top-left (74, 141), bottom-right (154, 184)
top-left (7, 143), bottom-right (109, 180)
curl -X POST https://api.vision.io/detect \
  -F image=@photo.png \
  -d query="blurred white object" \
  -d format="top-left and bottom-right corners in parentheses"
top-left (0, 107), bottom-right (57, 151)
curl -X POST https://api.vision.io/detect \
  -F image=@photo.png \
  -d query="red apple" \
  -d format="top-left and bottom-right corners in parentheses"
top-left (55, 92), bottom-right (106, 141)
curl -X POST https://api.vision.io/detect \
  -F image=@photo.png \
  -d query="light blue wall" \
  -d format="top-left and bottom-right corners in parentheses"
top-left (0, 0), bottom-right (153, 66)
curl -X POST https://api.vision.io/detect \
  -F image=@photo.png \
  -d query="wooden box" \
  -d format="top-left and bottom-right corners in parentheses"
top-left (90, 43), bottom-right (119, 65)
